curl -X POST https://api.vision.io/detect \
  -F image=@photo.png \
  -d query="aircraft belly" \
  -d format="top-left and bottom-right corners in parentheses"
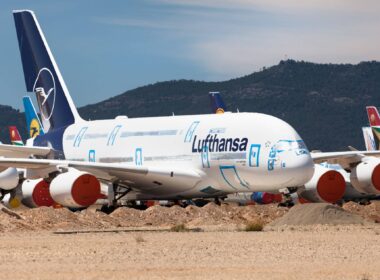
top-left (111, 169), bottom-right (201, 195)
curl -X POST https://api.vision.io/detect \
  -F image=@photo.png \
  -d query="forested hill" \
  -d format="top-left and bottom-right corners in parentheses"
top-left (79, 60), bottom-right (380, 151)
top-left (3, 60), bottom-right (380, 151)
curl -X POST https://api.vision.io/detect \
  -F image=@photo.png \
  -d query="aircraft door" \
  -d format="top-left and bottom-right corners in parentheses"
top-left (249, 144), bottom-right (261, 167)
top-left (135, 148), bottom-right (143, 166)
top-left (201, 144), bottom-right (210, 168)
top-left (88, 150), bottom-right (96, 162)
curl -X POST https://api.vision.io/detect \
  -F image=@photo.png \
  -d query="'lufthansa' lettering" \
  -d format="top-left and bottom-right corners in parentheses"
top-left (192, 134), bottom-right (248, 153)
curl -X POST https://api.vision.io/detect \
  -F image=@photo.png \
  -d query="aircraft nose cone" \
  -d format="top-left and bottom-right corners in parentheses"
top-left (283, 153), bottom-right (314, 187)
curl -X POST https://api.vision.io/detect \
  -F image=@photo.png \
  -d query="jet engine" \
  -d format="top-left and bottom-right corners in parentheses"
top-left (49, 168), bottom-right (101, 208)
top-left (297, 164), bottom-right (346, 203)
top-left (350, 157), bottom-right (380, 194)
top-left (22, 178), bottom-right (55, 208)
top-left (251, 192), bottom-right (282, 204)
top-left (0, 167), bottom-right (19, 190)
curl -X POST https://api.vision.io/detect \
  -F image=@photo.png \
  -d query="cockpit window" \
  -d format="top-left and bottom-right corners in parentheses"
top-left (275, 140), bottom-right (308, 154)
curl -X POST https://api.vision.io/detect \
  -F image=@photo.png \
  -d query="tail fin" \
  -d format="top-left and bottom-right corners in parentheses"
top-left (23, 96), bottom-right (45, 138)
top-left (366, 106), bottom-right (380, 126)
top-left (366, 106), bottom-right (380, 149)
top-left (209, 92), bottom-right (227, 114)
top-left (362, 127), bottom-right (376, 151)
top-left (13, 10), bottom-right (81, 132)
top-left (8, 126), bottom-right (24, 146)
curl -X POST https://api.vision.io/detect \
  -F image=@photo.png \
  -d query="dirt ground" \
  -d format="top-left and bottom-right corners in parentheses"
top-left (0, 227), bottom-right (379, 280)
top-left (0, 202), bottom-right (379, 279)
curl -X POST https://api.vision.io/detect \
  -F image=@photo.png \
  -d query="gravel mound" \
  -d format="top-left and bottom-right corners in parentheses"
top-left (268, 203), bottom-right (365, 228)
top-left (343, 201), bottom-right (380, 223)
top-left (0, 203), bottom-right (288, 232)
top-left (2, 201), bottom-right (377, 232)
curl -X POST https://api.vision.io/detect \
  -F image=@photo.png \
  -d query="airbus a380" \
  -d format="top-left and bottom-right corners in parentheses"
top-left (0, 10), bottom-right (379, 209)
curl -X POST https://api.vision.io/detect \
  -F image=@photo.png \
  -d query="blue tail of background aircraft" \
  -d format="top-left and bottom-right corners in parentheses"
top-left (13, 10), bottom-right (81, 133)
top-left (209, 92), bottom-right (227, 114)
top-left (23, 96), bottom-right (45, 138)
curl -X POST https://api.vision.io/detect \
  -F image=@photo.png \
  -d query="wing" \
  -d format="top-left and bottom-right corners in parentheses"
top-left (0, 158), bottom-right (202, 195)
top-left (0, 144), bottom-right (52, 158)
top-left (311, 150), bottom-right (380, 169)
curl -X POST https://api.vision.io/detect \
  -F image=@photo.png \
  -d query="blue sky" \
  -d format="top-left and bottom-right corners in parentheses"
top-left (0, 0), bottom-right (379, 109)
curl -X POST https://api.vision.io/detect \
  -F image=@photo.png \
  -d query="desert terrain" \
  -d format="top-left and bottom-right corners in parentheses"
top-left (0, 202), bottom-right (378, 279)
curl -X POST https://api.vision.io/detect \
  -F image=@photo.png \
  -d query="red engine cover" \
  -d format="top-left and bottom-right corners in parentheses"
top-left (316, 170), bottom-right (345, 203)
top-left (32, 180), bottom-right (55, 207)
top-left (71, 173), bottom-right (101, 207)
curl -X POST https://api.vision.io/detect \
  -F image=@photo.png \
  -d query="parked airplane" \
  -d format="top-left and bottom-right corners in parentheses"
top-left (3, 10), bottom-right (380, 210)
top-left (367, 106), bottom-right (380, 149)
top-left (23, 96), bottom-right (45, 139)
top-left (8, 10), bottom-right (316, 208)
top-left (362, 126), bottom-right (376, 151)
top-left (209, 92), bottom-right (227, 114)
top-left (9, 126), bottom-right (23, 146)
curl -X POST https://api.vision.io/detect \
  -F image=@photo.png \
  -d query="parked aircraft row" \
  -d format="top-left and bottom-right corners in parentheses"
top-left (0, 10), bottom-right (379, 210)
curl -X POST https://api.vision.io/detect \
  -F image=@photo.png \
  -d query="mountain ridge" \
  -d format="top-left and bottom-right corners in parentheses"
top-left (4, 60), bottom-right (380, 151)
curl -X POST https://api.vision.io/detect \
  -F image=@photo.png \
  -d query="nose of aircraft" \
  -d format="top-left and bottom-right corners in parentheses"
top-left (282, 152), bottom-right (314, 188)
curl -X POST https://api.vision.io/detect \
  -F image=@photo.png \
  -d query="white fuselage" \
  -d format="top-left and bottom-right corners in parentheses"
top-left (60, 112), bottom-right (314, 199)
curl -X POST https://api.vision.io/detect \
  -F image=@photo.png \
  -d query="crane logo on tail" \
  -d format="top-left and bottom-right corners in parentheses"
top-left (32, 67), bottom-right (56, 121)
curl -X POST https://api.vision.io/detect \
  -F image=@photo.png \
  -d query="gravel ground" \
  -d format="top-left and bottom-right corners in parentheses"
top-left (0, 202), bottom-right (378, 279)
top-left (0, 226), bottom-right (379, 280)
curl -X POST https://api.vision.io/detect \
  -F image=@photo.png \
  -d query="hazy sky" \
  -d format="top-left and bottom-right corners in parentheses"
top-left (0, 0), bottom-right (379, 109)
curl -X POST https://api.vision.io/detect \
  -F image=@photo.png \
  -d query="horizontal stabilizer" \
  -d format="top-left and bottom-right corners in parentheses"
top-left (0, 144), bottom-right (52, 158)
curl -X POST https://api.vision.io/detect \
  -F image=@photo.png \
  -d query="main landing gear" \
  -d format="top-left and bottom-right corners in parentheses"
top-left (100, 182), bottom-right (131, 214)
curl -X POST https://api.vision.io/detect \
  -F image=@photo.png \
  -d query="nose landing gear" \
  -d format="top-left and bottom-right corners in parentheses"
top-left (278, 187), bottom-right (297, 207)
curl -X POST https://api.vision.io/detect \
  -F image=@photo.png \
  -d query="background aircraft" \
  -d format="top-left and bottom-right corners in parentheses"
top-left (23, 96), bottom-right (44, 139)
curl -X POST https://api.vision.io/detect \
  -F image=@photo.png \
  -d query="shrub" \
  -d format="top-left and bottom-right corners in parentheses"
top-left (170, 224), bottom-right (189, 232)
top-left (244, 222), bottom-right (264, 232)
